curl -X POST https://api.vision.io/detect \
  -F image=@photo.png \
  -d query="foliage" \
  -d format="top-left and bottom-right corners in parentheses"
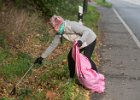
top-left (12, 0), bottom-right (83, 17)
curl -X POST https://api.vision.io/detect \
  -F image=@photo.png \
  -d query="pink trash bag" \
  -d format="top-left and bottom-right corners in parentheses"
top-left (72, 42), bottom-right (105, 93)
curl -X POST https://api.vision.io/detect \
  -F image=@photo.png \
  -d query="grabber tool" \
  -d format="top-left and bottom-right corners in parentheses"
top-left (9, 64), bottom-right (34, 95)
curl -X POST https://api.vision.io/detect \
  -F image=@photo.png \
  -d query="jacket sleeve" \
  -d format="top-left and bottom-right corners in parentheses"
top-left (41, 35), bottom-right (61, 58)
top-left (79, 30), bottom-right (90, 43)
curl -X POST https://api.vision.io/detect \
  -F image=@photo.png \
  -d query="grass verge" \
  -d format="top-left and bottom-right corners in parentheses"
top-left (83, 5), bottom-right (100, 32)
top-left (0, 4), bottom-right (100, 100)
top-left (96, 0), bottom-right (112, 8)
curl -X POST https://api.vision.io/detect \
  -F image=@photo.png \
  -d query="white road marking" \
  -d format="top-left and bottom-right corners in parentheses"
top-left (113, 8), bottom-right (140, 49)
top-left (123, 0), bottom-right (140, 6)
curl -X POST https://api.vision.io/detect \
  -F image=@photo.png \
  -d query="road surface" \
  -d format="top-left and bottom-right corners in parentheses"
top-left (107, 0), bottom-right (140, 41)
top-left (90, 1), bottom-right (140, 100)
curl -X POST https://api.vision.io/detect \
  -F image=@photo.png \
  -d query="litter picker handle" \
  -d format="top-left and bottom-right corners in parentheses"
top-left (9, 64), bottom-right (34, 95)
top-left (16, 64), bottom-right (34, 87)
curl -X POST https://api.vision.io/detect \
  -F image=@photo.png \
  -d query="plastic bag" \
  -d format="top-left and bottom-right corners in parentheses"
top-left (72, 42), bottom-right (105, 93)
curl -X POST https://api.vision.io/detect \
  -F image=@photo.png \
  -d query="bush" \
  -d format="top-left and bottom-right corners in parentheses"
top-left (12, 0), bottom-right (83, 17)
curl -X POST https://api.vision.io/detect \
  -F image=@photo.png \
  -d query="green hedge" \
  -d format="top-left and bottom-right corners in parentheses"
top-left (13, 0), bottom-right (82, 17)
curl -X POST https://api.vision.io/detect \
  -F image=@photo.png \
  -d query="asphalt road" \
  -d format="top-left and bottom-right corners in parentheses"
top-left (107, 0), bottom-right (140, 41)
top-left (90, 1), bottom-right (140, 100)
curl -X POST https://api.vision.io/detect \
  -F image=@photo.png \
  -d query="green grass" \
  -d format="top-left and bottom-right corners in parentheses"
top-left (0, 50), bottom-right (32, 80)
top-left (0, 49), bottom-right (11, 63)
top-left (0, 97), bottom-right (14, 100)
top-left (83, 6), bottom-right (100, 32)
top-left (60, 82), bottom-right (86, 100)
top-left (96, 0), bottom-right (112, 8)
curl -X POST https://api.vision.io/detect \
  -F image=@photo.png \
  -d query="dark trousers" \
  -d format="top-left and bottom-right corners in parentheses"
top-left (68, 40), bottom-right (98, 78)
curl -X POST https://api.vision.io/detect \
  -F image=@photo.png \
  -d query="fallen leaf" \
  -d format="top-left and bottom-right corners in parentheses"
top-left (46, 90), bottom-right (57, 100)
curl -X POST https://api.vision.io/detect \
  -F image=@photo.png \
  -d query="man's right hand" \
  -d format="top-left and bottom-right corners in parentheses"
top-left (34, 57), bottom-right (43, 64)
top-left (77, 40), bottom-right (83, 47)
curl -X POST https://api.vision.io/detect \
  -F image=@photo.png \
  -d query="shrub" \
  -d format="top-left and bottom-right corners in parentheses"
top-left (12, 0), bottom-right (83, 17)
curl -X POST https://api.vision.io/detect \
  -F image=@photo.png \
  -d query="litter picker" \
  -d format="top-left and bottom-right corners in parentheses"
top-left (9, 64), bottom-right (34, 95)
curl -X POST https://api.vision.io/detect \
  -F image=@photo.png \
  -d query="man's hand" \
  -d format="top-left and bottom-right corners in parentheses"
top-left (77, 40), bottom-right (83, 47)
top-left (34, 57), bottom-right (43, 64)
